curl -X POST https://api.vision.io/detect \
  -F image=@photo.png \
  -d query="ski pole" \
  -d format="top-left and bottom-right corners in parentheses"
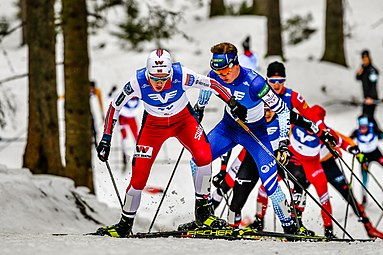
top-left (148, 147), bottom-right (185, 233)
top-left (219, 190), bottom-right (232, 219)
top-left (281, 176), bottom-right (302, 230)
top-left (324, 144), bottom-right (383, 213)
top-left (339, 156), bottom-right (360, 238)
top-left (105, 160), bottom-right (124, 209)
top-left (235, 119), bottom-right (354, 240)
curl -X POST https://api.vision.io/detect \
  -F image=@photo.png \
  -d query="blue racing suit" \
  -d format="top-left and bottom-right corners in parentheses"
top-left (194, 66), bottom-right (293, 226)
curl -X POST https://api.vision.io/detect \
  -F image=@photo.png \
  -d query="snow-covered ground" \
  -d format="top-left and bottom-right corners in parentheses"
top-left (1, 0), bottom-right (383, 254)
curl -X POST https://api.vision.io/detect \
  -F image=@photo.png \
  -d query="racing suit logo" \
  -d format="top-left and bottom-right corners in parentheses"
top-left (134, 145), bottom-right (153, 158)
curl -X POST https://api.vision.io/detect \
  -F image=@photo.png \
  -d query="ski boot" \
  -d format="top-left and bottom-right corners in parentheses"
top-left (247, 215), bottom-right (264, 231)
top-left (324, 225), bottom-right (337, 240)
top-left (178, 199), bottom-right (228, 231)
top-left (282, 222), bottom-right (299, 235)
top-left (95, 215), bottom-right (133, 238)
top-left (295, 212), bottom-right (315, 236)
top-left (195, 198), bottom-right (228, 229)
top-left (362, 195), bottom-right (368, 207)
top-left (282, 222), bottom-right (300, 241)
top-left (364, 222), bottom-right (383, 239)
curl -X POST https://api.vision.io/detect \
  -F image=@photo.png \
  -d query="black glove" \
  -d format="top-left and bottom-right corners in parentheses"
top-left (319, 130), bottom-right (337, 148)
top-left (228, 97), bottom-right (247, 122)
top-left (97, 134), bottom-right (111, 162)
top-left (193, 104), bottom-right (205, 122)
top-left (356, 153), bottom-right (368, 164)
top-left (212, 171), bottom-right (227, 188)
top-left (276, 139), bottom-right (291, 166)
top-left (348, 145), bottom-right (361, 155)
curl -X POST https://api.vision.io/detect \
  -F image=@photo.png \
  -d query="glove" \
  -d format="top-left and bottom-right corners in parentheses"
top-left (276, 139), bottom-right (291, 166)
top-left (348, 145), bottom-right (361, 155)
top-left (356, 153), bottom-right (368, 164)
top-left (228, 97), bottom-right (247, 122)
top-left (319, 130), bottom-right (337, 148)
top-left (96, 134), bottom-right (111, 162)
top-left (212, 171), bottom-right (227, 188)
top-left (193, 104), bottom-right (205, 122)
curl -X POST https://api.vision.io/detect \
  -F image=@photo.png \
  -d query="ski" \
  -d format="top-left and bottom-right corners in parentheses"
top-left (130, 228), bottom-right (375, 242)
top-left (53, 228), bottom-right (375, 242)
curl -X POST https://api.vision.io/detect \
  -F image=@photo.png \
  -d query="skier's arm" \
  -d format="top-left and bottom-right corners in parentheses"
top-left (181, 67), bottom-right (247, 121)
top-left (181, 66), bottom-right (232, 104)
top-left (97, 77), bottom-right (141, 162)
top-left (291, 90), bottom-right (327, 131)
top-left (290, 111), bottom-right (319, 134)
top-left (255, 82), bottom-right (290, 140)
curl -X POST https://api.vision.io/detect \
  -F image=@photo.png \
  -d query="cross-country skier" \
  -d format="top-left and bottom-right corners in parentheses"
top-left (95, 49), bottom-right (246, 237)
top-left (184, 42), bottom-right (311, 235)
top-left (210, 104), bottom-right (320, 236)
top-left (316, 108), bottom-right (383, 239)
top-left (210, 61), bottom-right (335, 232)
top-left (108, 85), bottom-right (140, 165)
top-left (252, 105), bottom-right (383, 239)
top-left (350, 115), bottom-right (383, 206)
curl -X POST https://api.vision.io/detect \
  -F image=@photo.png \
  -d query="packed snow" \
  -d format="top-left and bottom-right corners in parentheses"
top-left (1, 0), bottom-right (383, 254)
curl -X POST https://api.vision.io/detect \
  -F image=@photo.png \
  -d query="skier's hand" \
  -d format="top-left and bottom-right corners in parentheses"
top-left (212, 171), bottom-right (227, 188)
top-left (356, 153), bottom-right (368, 164)
top-left (97, 134), bottom-right (111, 162)
top-left (276, 139), bottom-right (291, 166)
top-left (228, 97), bottom-right (247, 122)
top-left (319, 130), bottom-right (337, 148)
top-left (348, 145), bottom-right (361, 155)
top-left (193, 104), bottom-right (205, 122)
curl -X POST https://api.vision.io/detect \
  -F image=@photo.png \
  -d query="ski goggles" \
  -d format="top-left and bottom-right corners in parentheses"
top-left (213, 67), bottom-right (232, 76)
top-left (210, 53), bottom-right (238, 75)
top-left (148, 73), bottom-right (171, 83)
top-left (267, 77), bottom-right (286, 84)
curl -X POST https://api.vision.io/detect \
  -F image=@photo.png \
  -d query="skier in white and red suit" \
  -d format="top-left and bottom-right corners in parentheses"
top-left (94, 49), bottom-right (248, 238)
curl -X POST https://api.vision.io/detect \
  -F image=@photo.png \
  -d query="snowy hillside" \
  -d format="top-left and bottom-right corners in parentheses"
top-left (1, 0), bottom-right (383, 254)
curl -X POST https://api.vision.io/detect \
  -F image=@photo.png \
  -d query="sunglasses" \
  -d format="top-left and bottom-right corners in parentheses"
top-left (268, 78), bottom-right (286, 84)
top-left (213, 67), bottom-right (232, 76)
top-left (148, 73), bottom-right (171, 83)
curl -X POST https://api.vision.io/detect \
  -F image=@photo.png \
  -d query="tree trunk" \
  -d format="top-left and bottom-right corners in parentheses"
top-left (265, 0), bottom-right (284, 59)
top-left (24, 0), bottom-right (63, 175)
top-left (209, 0), bottom-right (225, 17)
top-left (321, 0), bottom-right (347, 67)
top-left (252, 0), bottom-right (267, 16)
top-left (62, 0), bottom-right (94, 192)
top-left (20, 0), bottom-right (27, 46)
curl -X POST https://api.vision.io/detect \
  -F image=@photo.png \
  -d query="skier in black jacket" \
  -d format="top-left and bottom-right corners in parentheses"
top-left (356, 49), bottom-right (381, 132)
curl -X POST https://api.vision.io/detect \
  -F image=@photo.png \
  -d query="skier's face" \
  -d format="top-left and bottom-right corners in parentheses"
top-left (359, 125), bottom-right (368, 134)
top-left (362, 55), bottom-right (370, 66)
top-left (215, 65), bottom-right (240, 83)
top-left (148, 73), bottom-right (171, 92)
top-left (264, 107), bottom-right (275, 122)
top-left (267, 76), bottom-right (286, 95)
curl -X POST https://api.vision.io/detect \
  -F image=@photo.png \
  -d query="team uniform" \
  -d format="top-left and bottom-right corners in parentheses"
top-left (109, 88), bottom-right (140, 164)
top-left (319, 131), bottom-right (383, 239)
top-left (350, 118), bottom-right (383, 203)
top-left (193, 65), bottom-right (297, 229)
top-left (95, 50), bottom-right (240, 237)
top-left (211, 86), bottom-right (325, 226)
top-left (104, 63), bottom-right (234, 220)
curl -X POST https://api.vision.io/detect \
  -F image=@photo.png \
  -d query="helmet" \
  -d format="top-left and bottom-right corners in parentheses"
top-left (146, 49), bottom-right (173, 77)
top-left (358, 115), bottom-right (369, 127)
